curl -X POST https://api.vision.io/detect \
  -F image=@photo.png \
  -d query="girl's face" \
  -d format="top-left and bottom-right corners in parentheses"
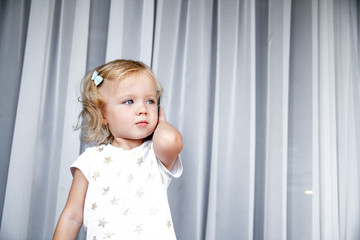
top-left (99, 72), bottom-right (159, 149)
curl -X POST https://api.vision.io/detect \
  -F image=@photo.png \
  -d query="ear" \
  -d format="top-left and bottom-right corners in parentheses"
top-left (100, 109), bottom-right (108, 125)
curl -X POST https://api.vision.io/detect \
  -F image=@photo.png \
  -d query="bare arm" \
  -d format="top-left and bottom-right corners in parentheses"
top-left (53, 168), bottom-right (88, 240)
top-left (153, 107), bottom-right (183, 170)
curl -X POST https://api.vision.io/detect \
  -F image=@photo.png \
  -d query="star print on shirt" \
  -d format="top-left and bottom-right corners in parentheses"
top-left (148, 207), bottom-right (159, 215)
top-left (135, 224), bottom-right (143, 234)
top-left (97, 147), bottom-right (104, 152)
top-left (136, 156), bottom-right (143, 166)
top-left (103, 186), bottom-right (110, 195)
top-left (92, 172), bottom-right (100, 181)
top-left (98, 218), bottom-right (108, 228)
top-left (110, 196), bottom-right (119, 205)
top-left (128, 174), bottom-right (133, 182)
top-left (167, 220), bottom-right (172, 228)
top-left (104, 232), bottom-right (115, 239)
top-left (91, 203), bottom-right (97, 211)
top-left (148, 173), bottom-right (155, 181)
top-left (104, 156), bottom-right (112, 164)
top-left (123, 208), bottom-right (130, 216)
top-left (135, 188), bottom-right (144, 198)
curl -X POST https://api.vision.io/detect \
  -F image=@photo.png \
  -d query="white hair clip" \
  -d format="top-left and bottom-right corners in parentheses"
top-left (91, 71), bottom-right (103, 86)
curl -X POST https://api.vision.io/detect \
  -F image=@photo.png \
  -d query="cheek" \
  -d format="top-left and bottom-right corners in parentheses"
top-left (150, 109), bottom-right (158, 125)
top-left (105, 108), bottom-right (128, 124)
top-left (152, 107), bottom-right (159, 118)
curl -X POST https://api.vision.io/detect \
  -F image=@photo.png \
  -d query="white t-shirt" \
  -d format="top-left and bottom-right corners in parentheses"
top-left (71, 140), bottom-right (183, 240)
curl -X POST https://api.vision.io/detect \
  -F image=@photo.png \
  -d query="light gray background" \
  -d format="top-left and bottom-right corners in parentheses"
top-left (0, 0), bottom-right (359, 239)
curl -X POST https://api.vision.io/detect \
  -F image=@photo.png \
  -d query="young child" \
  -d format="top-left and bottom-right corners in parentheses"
top-left (53, 59), bottom-right (183, 240)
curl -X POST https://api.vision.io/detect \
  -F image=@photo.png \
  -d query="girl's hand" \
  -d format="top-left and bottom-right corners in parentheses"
top-left (158, 106), bottom-right (167, 123)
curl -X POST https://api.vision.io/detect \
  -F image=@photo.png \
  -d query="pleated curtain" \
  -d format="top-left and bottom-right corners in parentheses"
top-left (0, 0), bottom-right (359, 239)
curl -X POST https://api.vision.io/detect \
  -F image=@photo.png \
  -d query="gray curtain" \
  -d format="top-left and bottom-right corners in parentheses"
top-left (1, 0), bottom-right (359, 239)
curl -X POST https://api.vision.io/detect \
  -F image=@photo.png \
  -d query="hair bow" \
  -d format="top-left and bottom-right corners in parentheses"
top-left (91, 71), bottom-right (103, 86)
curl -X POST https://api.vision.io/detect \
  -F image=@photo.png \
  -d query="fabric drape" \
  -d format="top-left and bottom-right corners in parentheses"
top-left (0, 0), bottom-right (359, 239)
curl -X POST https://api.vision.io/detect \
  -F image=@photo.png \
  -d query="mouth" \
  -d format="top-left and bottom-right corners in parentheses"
top-left (136, 120), bottom-right (148, 127)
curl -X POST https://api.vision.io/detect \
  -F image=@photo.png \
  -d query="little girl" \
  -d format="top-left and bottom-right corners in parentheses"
top-left (53, 59), bottom-right (183, 240)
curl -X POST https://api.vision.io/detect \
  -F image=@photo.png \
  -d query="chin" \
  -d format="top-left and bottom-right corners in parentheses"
top-left (144, 131), bottom-right (155, 141)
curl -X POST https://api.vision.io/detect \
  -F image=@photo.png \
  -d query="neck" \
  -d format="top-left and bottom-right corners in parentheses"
top-left (111, 138), bottom-right (145, 150)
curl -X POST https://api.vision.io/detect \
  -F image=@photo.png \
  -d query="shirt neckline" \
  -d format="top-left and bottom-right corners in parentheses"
top-left (106, 140), bottom-right (151, 153)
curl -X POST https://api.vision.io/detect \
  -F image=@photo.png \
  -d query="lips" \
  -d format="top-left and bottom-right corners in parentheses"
top-left (136, 120), bottom-right (148, 127)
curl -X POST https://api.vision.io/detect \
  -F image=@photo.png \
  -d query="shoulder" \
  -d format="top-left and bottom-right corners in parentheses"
top-left (70, 144), bottom-right (108, 178)
top-left (83, 144), bottom-right (106, 154)
top-left (77, 144), bottom-right (110, 159)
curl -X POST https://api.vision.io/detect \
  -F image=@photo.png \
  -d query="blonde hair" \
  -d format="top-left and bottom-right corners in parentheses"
top-left (77, 59), bottom-right (163, 145)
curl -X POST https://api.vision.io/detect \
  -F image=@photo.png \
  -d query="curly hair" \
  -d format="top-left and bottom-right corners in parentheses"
top-left (76, 59), bottom-right (163, 145)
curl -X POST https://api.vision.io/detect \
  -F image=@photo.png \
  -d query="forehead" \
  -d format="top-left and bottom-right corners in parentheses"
top-left (99, 72), bottom-right (157, 98)
top-left (117, 72), bottom-right (156, 90)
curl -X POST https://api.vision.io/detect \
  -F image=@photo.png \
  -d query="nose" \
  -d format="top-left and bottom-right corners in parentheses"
top-left (136, 102), bottom-right (148, 116)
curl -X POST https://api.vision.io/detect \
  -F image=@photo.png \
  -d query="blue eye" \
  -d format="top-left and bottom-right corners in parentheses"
top-left (124, 100), bottom-right (134, 104)
top-left (146, 99), bottom-right (155, 104)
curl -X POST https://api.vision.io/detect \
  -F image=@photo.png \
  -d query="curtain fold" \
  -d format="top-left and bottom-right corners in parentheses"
top-left (0, 0), bottom-right (30, 227)
top-left (262, 0), bottom-right (291, 239)
top-left (0, 0), bottom-right (359, 239)
top-left (1, 0), bottom-right (59, 237)
top-left (54, 2), bottom-right (90, 240)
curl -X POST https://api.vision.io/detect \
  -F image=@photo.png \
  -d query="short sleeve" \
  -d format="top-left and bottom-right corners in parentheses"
top-left (157, 155), bottom-right (183, 190)
top-left (70, 149), bottom-right (93, 181)
top-left (158, 155), bottom-right (183, 178)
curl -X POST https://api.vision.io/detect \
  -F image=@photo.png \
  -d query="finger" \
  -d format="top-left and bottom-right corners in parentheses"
top-left (158, 106), bottom-right (167, 122)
